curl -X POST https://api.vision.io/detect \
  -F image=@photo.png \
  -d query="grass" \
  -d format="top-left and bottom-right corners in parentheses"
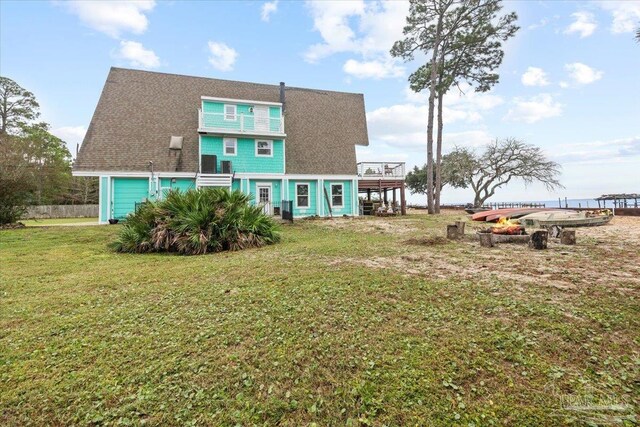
top-left (1, 212), bottom-right (638, 426)
top-left (20, 217), bottom-right (98, 226)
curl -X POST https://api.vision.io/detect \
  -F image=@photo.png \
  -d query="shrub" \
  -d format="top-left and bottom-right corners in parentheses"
top-left (111, 188), bottom-right (280, 255)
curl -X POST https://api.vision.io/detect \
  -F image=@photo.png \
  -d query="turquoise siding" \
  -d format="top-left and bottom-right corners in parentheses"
top-left (288, 180), bottom-right (318, 217)
top-left (112, 178), bottom-right (149, 219)
top-left (200, 136), bottom-right (284, 174)
top-left (160, 178), bottom-right (195, 196)
top-left (100, 177), bottom-right (109, 222)
top-left (231, 179), bottom-right (241, 191)
top-left (202, 101), bottom-right (282, 133)
top-left (248, 179), bottom-right (282, 207)
top-left (323, 180), bottom-right (353, 216)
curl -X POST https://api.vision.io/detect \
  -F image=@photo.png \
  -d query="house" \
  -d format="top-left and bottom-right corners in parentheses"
top-left (74, 67), bottom-right (405, 223)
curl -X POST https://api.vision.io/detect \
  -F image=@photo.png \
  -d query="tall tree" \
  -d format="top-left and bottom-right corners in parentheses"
top-left (392, 0), bottom-right (454, 214)
top-left (444, 138), bottom-right (563, 207)
top-left (0, 77), bottom-right (40, 135)
top-left (392, 0), bottom-right (518, 213)
top-left (19, 123), bottom-right (72, 204)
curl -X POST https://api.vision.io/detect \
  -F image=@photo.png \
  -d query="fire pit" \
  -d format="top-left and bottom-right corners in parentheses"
top-left (489, 217), bottom-right (526, 235)
top-left (478, 217), bottom-right (530, 247)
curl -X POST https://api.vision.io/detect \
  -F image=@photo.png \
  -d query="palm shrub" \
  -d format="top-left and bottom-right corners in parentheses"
top-left (111, 188), bottom-right (280, 255)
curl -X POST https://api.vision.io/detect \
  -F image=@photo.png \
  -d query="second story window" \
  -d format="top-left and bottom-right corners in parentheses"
top-left (223, 138), bottom-right (237, 156)
top-left (224, 104), bottom-right (236, 121)
top-left (256, 140), bottom-right (273, 157)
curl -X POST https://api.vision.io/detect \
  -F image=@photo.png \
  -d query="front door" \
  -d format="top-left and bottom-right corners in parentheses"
top-left (254, 105), bottom-right (269, 132)
top-left (257, 184), bottom-right (272, 215)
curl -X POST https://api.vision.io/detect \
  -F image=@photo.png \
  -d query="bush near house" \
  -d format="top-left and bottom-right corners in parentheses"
top-left (112, 188), bottom-right (280, 255)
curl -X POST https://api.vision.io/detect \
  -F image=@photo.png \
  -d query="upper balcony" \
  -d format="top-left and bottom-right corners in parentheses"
top-left (198, 98), bottom-right (286, 138)
top-left (357, 162), bottom-right (406, 180)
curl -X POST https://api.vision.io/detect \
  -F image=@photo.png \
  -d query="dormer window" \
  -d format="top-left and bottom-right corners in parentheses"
top-left (224, 104), bottom-right (236, 121)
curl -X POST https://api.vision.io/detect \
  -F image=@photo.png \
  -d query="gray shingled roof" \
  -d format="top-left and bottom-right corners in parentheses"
top-left (74, 67), bottom-right (369, 175)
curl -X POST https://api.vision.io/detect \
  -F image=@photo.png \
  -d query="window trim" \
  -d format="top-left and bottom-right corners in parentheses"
top-left (223, 137), bottom-right (237, 156)
top-left (255, 139), bottom-right (273, 157)
top-left (330, 183), bottom-right (344, 208)
top-left (224, 104), bottom-right (237, 121)
top-left (295, 182), bottom-right (310, 208)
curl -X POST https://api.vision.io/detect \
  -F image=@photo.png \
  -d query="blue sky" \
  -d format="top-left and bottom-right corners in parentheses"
top-left (1, 0), bottom-right (639, 204)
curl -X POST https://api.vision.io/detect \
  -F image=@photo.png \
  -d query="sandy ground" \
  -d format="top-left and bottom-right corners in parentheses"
top-left (318, 211), bottom-right (640, 292)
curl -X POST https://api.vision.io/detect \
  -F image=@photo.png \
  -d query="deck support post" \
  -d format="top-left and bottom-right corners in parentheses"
top-left (400, 183), bottom-right (406, 215)
top-left (367, 189), bottom-right (371, 201)
top-left (383, 189), bottom-right (388, 204)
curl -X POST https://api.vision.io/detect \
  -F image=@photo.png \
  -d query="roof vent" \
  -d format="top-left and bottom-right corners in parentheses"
top-left (169, 136), bottom-right (183, 150)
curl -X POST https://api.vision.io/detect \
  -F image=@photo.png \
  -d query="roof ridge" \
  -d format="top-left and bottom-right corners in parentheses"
top-left (109, 67), bottom-right (364, 97)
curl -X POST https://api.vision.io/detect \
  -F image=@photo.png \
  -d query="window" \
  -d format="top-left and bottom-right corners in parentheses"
top-left (331, 183), bottom-right (343, 207)
top-left (256, 140), bottom-right (273, 157)
top-left (223, 138), bottom-right (237, 156)
top-left (296, 183), bottom-right (309, 208)
top-left (224, 104), bottom-right (236, 121)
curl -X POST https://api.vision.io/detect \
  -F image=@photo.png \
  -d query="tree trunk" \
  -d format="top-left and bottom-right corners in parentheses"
top-left (426, 16), bottom-right (442, 215)
top-left (478, 232), bottom-right (494, 248)
top-left (435, 90), bottom-right (444, 213)
top-left (529, 230), bottom-right (548, 250)
top-left (560, 229), bottom-right (576, 245)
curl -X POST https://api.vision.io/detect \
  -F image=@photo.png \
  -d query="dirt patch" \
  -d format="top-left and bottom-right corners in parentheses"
top-left (314, 216), bottom-right (418, 235)
top-left (404, 236), bottom-right (449, 246)
top-left (327, 213), bottom-right (640, 293)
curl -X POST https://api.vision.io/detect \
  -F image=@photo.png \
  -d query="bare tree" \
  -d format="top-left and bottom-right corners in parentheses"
top-left (445, 138), bottom-right (563, 207)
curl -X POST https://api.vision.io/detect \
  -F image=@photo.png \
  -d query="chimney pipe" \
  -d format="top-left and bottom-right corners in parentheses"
top-left (279, 82), bottom-right (285, 113)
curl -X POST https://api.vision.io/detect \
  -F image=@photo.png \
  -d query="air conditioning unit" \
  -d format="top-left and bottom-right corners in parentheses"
top-left (221, 160), bottom-right (232, 174)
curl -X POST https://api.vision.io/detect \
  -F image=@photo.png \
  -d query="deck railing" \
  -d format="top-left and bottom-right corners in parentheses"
top-left (357, 162), bottom-right (406, 179)
top-left (198, 110), bottom-right (284, 135)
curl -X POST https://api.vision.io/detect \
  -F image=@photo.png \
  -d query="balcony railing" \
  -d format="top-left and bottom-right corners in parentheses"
top-left (357, 162), bottom-right (406, 179)
top-left (198, 110), bottom-right (285, 136)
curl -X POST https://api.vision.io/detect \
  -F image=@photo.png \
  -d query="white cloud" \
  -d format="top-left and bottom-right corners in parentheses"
top-left (207, 41), bottom-right (238, 72)
top-left (117, 40), bottom-right (160, 68)
top-left (598, 1), bottom-right (640, 34)
top-left (527, 18), bottom-right (549, 31)
top-left (52, 126), bottom-right (87, 157)
top-left (261, 1), bottom-right (278, 22)
top-left (554, 136), bottom-right (640, 163)
top-left (343, 59), bottom-right (404, 79)
top-left (565, 62), bottom-right (603, 85)
top-left (304, 0), bottom-right (408, 79)
top-left (521, 67), bottom-right (550, 87)
top-left (564, 11), bottom-right (597, 38)
top-left (63, 0), bottom-right (156, 38)
top-left (404, 84), bottom-right (505, 111)
top-left (505, 94), bottom-right (563, 124)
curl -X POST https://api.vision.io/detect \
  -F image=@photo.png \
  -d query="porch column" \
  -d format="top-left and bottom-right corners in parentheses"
top-left (400, 182), bottom-right (406, 215)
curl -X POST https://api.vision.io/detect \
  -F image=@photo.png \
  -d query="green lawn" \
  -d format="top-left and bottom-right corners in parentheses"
top-left (20, 217), bottom-right (98, 226)
top-left (1, 213), bottom-right (638, 426)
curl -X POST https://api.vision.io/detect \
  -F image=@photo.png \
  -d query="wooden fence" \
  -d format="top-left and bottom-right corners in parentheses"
top-left (23, 205), bottom-right (99, 219)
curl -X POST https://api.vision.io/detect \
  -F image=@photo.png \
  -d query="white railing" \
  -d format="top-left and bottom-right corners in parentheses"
top-left (357, 162), bottom-right (406, 179)
top-left (198, 110), bottom-right (284, 135)
top-left (196, 174), bottom-right (233, 188)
